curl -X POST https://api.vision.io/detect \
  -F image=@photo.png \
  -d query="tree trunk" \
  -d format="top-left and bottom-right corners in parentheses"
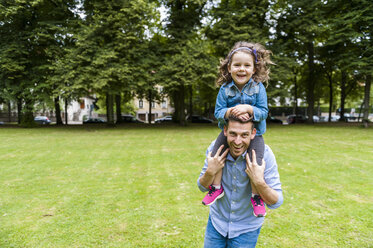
top-left (188, 85), bottom-right (193, 117)
top-left (148, 89), bottom-right (152, 124)
top-left (65, 98), bottom-right (68, 125)
top-left (115, 94), bottom-right (121, 123)
top-left (54, 96), bottom-right (63, 125)
top-left (8, 100), bottom-right (11, 122)
top-left (172, 86), bottom-right (186, 126)
top-left (106, 93), bottom-right (115, 125)
top-left (293, 76), bottom-right (298, 115)
top-left (20, 99), bottom-right (34, 127)
top-left (306, 42), bottom-right (315, 123)
top-left (339, 71), bottom-right (347, 122)
top-left (327, 72), bottom-right (333, 122)
top-left (363, 74), bottom-right (371, 119)
top-left (17, 98), bottom-right (22, 124)
top-left (358, 101), bottom-right (364, 123)
top-left (178, 84), bottom-right (186, 126)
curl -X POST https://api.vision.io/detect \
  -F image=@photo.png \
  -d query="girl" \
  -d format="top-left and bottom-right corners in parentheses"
top-left (202, 41), bottom-right (273, 218)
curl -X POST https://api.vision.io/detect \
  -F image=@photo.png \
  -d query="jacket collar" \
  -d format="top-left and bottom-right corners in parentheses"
top-left (226, 78), bottom-right (255, 96)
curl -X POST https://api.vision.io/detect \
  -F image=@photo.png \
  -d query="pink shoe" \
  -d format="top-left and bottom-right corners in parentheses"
top-left (202, 185), bottom-right (224, 206)
top-left (251, 195), bottom-right (266, 217)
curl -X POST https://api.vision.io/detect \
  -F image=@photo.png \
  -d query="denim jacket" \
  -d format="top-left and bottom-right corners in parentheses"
top-left (214, 79), bottom-right (268, 135)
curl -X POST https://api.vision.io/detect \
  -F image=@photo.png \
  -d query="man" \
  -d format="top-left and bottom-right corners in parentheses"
top-left (197, 115), bottom-right (283, 247)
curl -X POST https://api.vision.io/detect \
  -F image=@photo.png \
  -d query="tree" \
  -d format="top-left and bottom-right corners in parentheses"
top-left (56, 0), bottom-right (158, 125)
top-left (161, 0), bottom-right (210, 125)
top-left (0, 0), bottom-right (78, 126)
top-left (205, 0), bottom-right (270, 58)
top-left (273, 0), bottom-right (325, 123)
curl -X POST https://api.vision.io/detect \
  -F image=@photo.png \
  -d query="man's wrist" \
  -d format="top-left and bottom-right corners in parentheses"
top-left (253, 178), bottom-right (266, 188)
top-left (205, 168), bottom-right (216, 177)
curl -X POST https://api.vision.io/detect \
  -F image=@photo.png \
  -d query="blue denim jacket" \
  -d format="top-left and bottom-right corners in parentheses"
top-left (198, 142), bottom-right (283, 239)
top-left (214, 79), bottom-right (268, 135)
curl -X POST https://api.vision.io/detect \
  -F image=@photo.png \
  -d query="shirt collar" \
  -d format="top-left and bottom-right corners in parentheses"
top-left (226, 150), bottom-right (248, 163)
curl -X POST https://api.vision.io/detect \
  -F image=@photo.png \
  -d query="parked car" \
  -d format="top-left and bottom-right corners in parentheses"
top-left (120, 115), bottom-right (144, 123)
top-left (319, 115), bottom-right (340, 122)
top-left (188, 115), bottom-right (213, 123)
top-left (313, 115), bottom-right (320, 122)
top-left (83, 117), bottom-right (106, 124)
top-left (34, 116), bottom-right (51, 125)
top-left (266, 116), bottom-right (283, 124)
top-left (155, 115), bottom-right (173, 123)
top-left (0, 121), bottom-right (4, 125)
top-left (287, 115), bottom-right (308, 124)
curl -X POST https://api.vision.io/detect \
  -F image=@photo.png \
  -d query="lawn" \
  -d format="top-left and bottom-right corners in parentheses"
top-left (0, 124), bottom-right (372, 247)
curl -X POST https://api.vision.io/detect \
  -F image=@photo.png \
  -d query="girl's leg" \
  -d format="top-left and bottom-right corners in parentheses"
top-left (202, 131), bottom-right (227, 206)
top-left (211, 130), bottom-right (229, 157)
top-left (248, 135), bottom-right (265, 194)
top-left (248, 135), bottom-right (265, 165)
top-left (211, 131), bottom-right (228, 187)
top-left (247, 135), bottom-right (266, 217)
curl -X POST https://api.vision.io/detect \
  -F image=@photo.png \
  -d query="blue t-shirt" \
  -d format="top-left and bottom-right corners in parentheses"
top-left (214, 78), bottom-right (268, 135)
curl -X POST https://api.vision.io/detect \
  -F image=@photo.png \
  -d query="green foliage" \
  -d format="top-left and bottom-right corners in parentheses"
top-left (0, 0), bottom-right (371, 125)
top-left (160, 0), bottom-right (216, 124)
top-left (205, 0), bottom-right (271, 57)
top-left (0, 0), bottom-right (78, 125)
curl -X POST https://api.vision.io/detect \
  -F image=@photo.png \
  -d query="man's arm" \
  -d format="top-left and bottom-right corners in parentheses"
top-left (198, 145), bottom-right (229, 191)
top-left (245, 149), bottom-right (282, 206)
top-left (250, 176), bottom-right (279, 205)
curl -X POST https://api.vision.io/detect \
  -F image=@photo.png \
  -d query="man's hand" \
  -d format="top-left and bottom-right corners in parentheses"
top-left (206, 145), bottom-right (229, 176)
top-left (245, 150), bottom-right (265, 185)
top-left (230, 104), bottom-right (253, 116)
top-left (245, 150), bottom-right (279, 206)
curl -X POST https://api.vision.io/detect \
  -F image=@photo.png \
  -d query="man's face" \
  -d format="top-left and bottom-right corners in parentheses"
top-left (224, 121), bottom-right (256, 159)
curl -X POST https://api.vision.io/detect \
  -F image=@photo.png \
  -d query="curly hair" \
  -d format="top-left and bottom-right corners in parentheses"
top-left (216, 41), bottom-right (274, 86)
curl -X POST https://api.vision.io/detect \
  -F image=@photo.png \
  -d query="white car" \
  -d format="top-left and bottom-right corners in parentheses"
top-left (155, 116), bottom-right (173, 123)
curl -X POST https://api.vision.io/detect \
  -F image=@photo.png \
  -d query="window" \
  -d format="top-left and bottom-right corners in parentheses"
top-left (151, 101), bottom-right (155, 108)
top-left (80, 99), bottom-right (85, 109)
top-left (161, 100), bottom-right (167, 109)
top-left (139, 99), bottom-right (143, 108)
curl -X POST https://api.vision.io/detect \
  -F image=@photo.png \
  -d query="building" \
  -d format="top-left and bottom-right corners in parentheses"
top-left (63, 96), bottom-right (98, 123)
top-left (134, 86), bottom-right (174, 122)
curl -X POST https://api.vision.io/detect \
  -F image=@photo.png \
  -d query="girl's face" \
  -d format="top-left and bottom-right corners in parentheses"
top-left (228, 52), bottom-right (256, 90)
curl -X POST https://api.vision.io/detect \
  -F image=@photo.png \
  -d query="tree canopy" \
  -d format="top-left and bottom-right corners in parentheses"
top-left (0, 0), bottom-right (371, 126)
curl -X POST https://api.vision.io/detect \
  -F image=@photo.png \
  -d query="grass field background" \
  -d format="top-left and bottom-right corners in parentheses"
top-left (0, 124), bottom-right (372, 247)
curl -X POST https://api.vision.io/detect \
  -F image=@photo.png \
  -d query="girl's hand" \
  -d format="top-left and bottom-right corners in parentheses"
top-left (230, 104), bottom-right (253, 116)
top-left (238, 113), bottom-right (252, 121)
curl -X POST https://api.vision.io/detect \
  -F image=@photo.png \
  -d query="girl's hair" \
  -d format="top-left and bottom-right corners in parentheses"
top-left (216, 41), bottom-right (274, 86)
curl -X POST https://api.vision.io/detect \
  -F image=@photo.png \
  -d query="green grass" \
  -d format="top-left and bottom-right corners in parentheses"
top-left (0, 124), bottom-right (372, 247)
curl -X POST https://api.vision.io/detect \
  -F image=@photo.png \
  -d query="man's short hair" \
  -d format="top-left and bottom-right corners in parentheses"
top-left (225, 115), bottom-right (254, 130)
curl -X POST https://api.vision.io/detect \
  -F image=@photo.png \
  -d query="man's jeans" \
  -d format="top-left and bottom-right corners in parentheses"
top-left (204, 216), bottom-right (261, 248)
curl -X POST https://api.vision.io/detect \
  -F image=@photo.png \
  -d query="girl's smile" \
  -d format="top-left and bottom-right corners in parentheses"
top-left (228, 52), bottom-right (256, 90)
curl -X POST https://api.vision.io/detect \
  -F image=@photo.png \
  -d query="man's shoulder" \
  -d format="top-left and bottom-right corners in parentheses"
top-left (206, 140), bottom-right (217, 153)
top-left (263, 144), bottom-right (277, 167)
top-left (264, 144), bottom-right (272, 153)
